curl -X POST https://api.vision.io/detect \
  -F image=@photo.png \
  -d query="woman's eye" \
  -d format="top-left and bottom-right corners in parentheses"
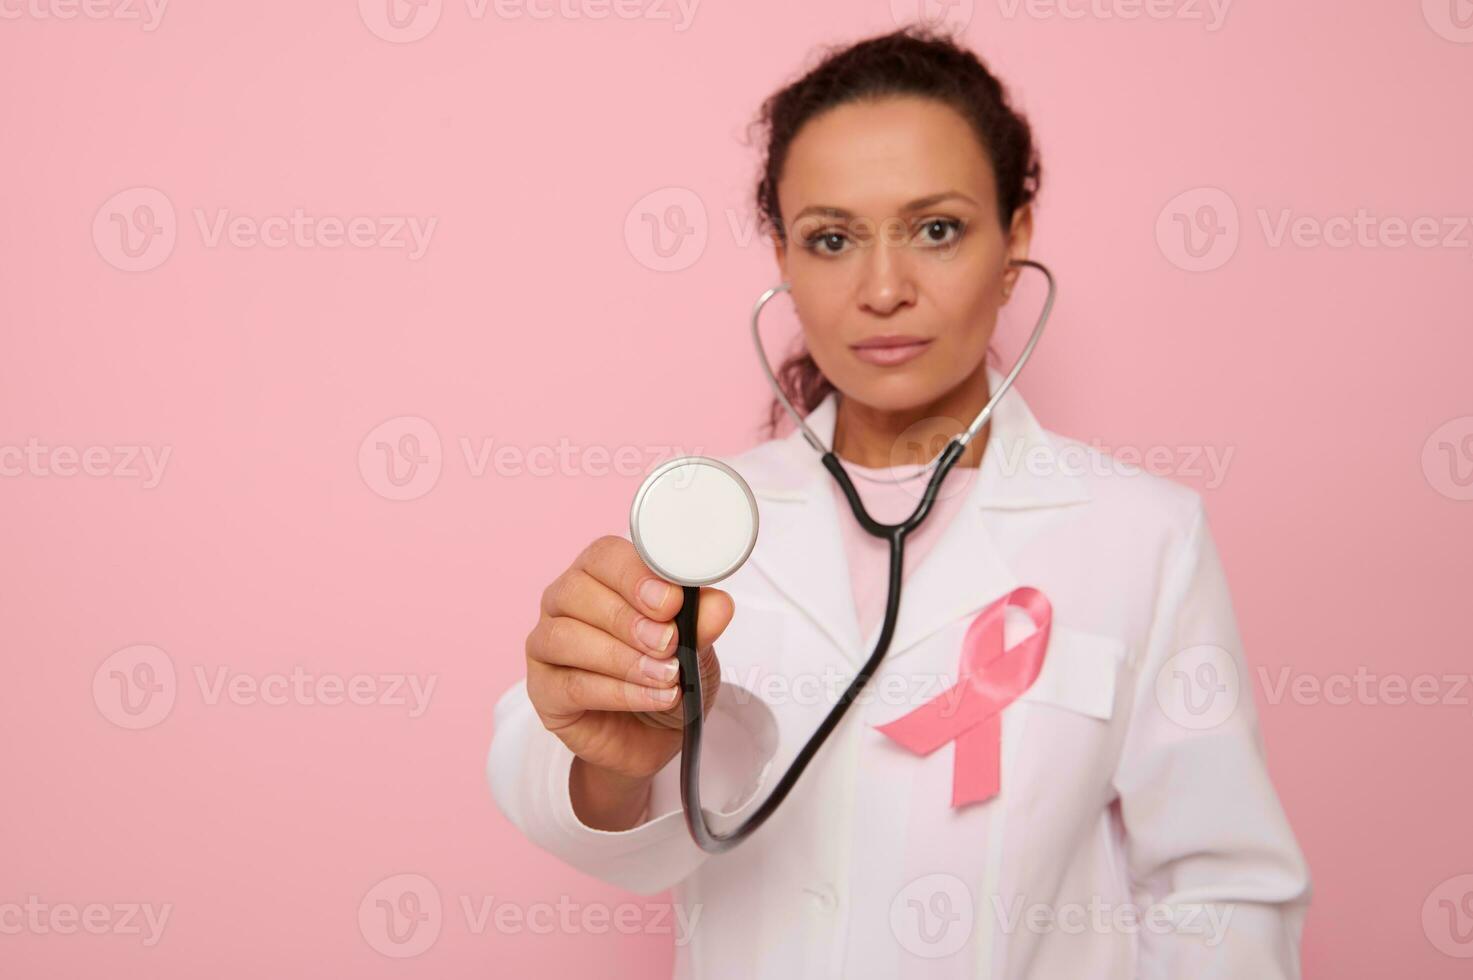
top-left (803, 231), bottom-right (850, 256)
top-left (800, 219), bottom-right (963, 256)
top-left (915, 218), bottom-right (964, 248)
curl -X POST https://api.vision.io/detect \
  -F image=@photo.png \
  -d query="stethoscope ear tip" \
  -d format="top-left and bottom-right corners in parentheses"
top-left (629, 455), bottom-right (759, 588)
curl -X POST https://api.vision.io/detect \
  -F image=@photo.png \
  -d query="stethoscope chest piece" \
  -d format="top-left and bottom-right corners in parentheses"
top-left (629, 456), bottom-right (759, 587)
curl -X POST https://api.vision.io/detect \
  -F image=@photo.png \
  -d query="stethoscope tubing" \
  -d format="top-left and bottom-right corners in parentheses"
top-left (673, 439), bottom-right (966, 853)
top-left (672, 258), bottom-right (1056, 853)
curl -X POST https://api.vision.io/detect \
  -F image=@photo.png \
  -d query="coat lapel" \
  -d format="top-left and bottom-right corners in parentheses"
top-left (741, 397), bottom-right (864, 660)
top-left (739, 364), bottom-right (1091, 667)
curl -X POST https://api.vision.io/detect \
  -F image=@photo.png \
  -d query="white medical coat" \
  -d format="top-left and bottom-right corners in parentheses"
top-left (488, 365), bottom-right (1312, 979)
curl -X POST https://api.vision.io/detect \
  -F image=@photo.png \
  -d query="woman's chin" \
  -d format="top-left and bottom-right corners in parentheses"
top-left (838, 375), bottom-right (952, 413)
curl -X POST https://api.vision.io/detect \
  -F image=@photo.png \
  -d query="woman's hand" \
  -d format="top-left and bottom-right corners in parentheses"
top-left (525, 535), bottom-right (733, 829)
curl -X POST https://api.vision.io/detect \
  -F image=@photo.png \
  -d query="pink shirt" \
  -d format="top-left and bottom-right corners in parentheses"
top-left (827, 457), bottom-right (979, 641)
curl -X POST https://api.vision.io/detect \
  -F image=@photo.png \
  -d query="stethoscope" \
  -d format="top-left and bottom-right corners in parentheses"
top-left (628, 258), bottom-right (1056, 853)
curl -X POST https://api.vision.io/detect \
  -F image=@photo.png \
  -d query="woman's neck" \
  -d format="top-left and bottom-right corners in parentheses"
top-left (831, 360), bottom-right (992, 470)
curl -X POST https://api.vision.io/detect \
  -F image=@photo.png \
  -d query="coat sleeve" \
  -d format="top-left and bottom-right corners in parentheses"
top-left (486, 673), bottom-right (780, 896)
top-left (1109, 496), bottom-right (1312, 979)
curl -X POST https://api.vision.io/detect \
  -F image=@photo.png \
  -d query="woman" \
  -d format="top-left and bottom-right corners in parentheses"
top-left (488, 25), bottom-right (1311, 979)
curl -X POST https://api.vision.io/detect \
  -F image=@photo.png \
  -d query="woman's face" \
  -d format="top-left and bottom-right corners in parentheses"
top-left (773, 96), bottom-right (1032, 416)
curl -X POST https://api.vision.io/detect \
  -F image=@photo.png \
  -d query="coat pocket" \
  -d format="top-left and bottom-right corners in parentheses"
top-left (1005, 625), bottom-right (1128, 814)
top-left (1016, 624), bottom-right (1126, 721)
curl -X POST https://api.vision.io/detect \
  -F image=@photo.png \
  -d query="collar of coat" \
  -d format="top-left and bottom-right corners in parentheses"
top-left (727, 363), bottom-right (1092, 665)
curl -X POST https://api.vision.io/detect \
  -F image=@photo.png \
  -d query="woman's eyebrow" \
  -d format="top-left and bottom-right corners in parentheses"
top-left (792, 191), bottom-right (978, 222)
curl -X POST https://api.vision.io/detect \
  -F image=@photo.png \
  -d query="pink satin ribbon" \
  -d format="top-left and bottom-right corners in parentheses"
top-left (874, 586), bottom-right (1052, 808)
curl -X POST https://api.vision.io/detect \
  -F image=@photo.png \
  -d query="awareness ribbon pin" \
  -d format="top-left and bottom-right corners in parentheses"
top-left (874, 586), bottom-right (1052, 808)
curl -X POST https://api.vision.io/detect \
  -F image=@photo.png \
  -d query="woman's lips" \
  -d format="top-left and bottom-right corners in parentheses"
top-left (850, 335), bottom-right (934, 366)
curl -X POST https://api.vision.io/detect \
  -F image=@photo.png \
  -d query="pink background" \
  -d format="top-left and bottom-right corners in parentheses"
top-left (2, 1), bottom-right (1471, 976)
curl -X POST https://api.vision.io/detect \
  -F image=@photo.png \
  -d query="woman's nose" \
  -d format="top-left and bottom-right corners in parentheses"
top-left (857, 229), bottom-right (917, 315)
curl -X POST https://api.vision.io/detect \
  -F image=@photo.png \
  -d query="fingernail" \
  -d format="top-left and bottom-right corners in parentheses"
top-left (635, 617), bottom-right (674, 653)
top-left (639, 577), bottom-right (673, 609)
top-left (650, 686), bottom-right (677, 704)
top-left (639, 655), bottom-right (679, 684)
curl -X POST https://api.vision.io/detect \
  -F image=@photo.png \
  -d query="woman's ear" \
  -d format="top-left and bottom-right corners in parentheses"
top-left (1001, 205), bottom-right (1034, 302)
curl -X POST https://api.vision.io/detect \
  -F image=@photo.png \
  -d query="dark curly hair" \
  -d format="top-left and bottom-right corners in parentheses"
top-left (747, 23), bottom-right (1042, 438)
